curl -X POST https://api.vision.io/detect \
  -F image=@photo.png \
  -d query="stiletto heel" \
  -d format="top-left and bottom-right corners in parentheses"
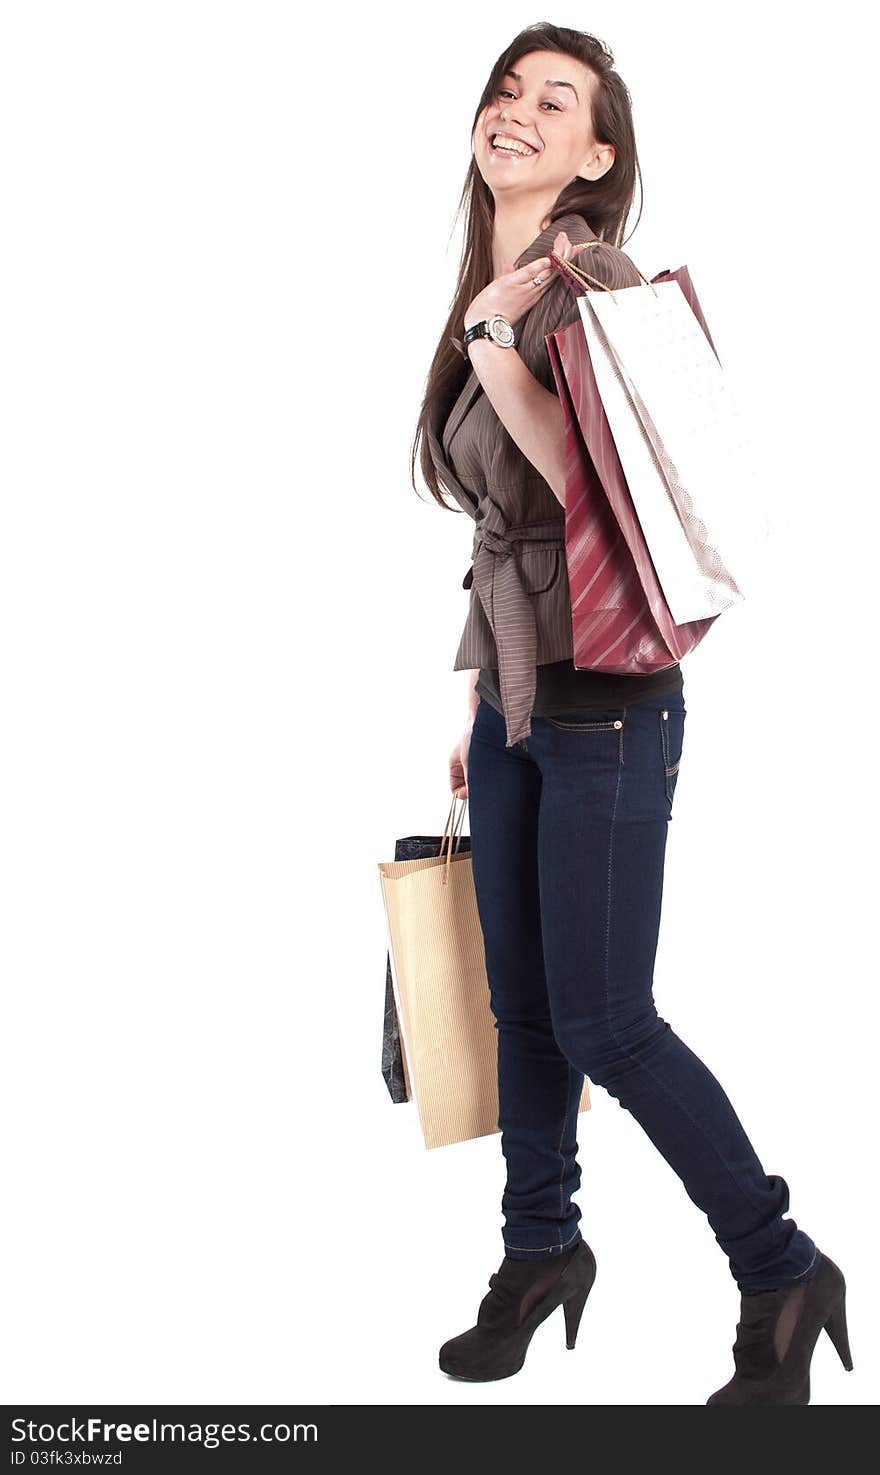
top-left (563, 1282), bottom-right (591, 1349)
top-left (824, 1294), bottom-right (854, 1370)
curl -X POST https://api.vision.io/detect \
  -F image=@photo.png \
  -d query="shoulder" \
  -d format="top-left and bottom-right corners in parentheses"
top-left (551, 212), bottom-right (642, 292)
top-left (573, 239), bottom-right (642, 292)
top-left (529, 226), bottom-right (639, 338)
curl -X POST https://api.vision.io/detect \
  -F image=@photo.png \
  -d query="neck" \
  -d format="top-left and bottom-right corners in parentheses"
top-left (490, 195), bottom-right (558, 277)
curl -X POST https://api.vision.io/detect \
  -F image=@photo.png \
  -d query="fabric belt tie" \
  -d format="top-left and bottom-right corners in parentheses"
top-left (462, 511), bottom-right (567, 750)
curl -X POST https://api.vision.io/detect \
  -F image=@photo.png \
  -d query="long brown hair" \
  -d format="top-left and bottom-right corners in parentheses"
top-left (412, 22), bottom-right (643, 508)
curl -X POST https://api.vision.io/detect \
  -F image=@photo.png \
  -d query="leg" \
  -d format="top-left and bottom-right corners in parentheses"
top-left (530, 692), bottom-right (818, 1291)
top-left (467, 698), bottom-right (584, 1260)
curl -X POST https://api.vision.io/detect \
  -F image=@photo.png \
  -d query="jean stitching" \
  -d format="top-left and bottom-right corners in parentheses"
top-left (788, 1245), bottom-right (819, 1281)
top-left (603, 752), bottom-right (775, 1232)
top-left (660, 709), bottom-right (672, 804)
top-left (739, 1244), bottom-right (819, 1292)
top-left (546, 718), bottom-right (621, 732)
top-left (556, 1058), bottom-right (574, 1248)
top-left (504, 1225), bottom-right (582, 1253)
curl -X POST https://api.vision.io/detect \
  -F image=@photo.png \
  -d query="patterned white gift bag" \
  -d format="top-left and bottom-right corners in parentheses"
top-left (575, 269), bottom-right (771, 624)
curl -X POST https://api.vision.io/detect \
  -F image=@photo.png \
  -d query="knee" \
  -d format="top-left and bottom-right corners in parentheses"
top-left (553, 1017), bottom-right (618, 1084)
top-left (490, 998), bottom-right (557, 1040)
top-left (553, 1004), bottom-right (669, 1085)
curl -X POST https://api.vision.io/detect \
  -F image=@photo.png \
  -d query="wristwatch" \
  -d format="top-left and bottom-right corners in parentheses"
top-left (463, 314), bottom-right (516, 354)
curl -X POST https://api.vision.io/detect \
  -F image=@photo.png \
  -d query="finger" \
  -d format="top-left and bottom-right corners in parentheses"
top-left (523, 262), bottom-right (557, 292)
top-left (513, 256), bottom-right (552, 281)
top-left (553, 230), bottom-right (573, 261)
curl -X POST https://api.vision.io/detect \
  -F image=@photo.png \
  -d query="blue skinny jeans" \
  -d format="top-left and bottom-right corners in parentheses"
top-left (466, 686), bottom-right (819, 1292)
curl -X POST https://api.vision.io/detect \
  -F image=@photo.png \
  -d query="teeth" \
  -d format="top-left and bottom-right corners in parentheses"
top-left (492, 134), bottom-right (536, 156)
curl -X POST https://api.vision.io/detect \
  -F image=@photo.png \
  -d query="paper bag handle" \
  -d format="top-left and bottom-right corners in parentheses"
top-left (548, 240), bottom-right (659, 301)
top-left (439, 793), bottom-right (469, 888)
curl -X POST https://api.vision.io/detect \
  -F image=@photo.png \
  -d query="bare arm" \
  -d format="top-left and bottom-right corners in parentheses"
top-left (465, 337), bottom-right (567, 507)
top-left (458, 235), bottom-right (581, 508)
top-left (449, 670), bottom-right (480, 799)
top-left (465, 667), bottom-right (480, 725)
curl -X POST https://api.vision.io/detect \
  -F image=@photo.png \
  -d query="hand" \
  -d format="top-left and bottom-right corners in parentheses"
top-left (449, 722), bottom-right (473, 800)
top-left (464, 229), bottom-right (576, 332)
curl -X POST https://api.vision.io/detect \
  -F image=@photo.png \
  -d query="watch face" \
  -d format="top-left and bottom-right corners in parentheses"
top-left (488, 314), bottom-right (515, 348)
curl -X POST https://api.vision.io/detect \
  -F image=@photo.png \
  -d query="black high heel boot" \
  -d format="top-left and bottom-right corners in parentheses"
top-left (707, 1249), bottom-right (853, 1405)
top-left (438, 1238), bottom-right (597, 1382)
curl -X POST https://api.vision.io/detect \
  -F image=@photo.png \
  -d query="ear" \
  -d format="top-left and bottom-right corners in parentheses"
top-left (576, 142), bottom-right (616, 182)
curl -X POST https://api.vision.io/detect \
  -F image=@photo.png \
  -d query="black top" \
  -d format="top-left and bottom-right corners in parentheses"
top-left (476, 658), bottom-right (683, 716)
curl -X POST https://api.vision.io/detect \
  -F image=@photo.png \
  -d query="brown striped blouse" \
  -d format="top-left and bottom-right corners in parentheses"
top-left (425, 209), bottom-right (682, 749)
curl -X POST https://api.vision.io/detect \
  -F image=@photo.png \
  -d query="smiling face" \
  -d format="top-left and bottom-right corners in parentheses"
top-left (473, 49), bottom-right (614, 210)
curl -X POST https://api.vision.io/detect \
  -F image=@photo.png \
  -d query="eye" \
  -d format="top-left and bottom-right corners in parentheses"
top-left (497, 89), bottom-right (562, 112)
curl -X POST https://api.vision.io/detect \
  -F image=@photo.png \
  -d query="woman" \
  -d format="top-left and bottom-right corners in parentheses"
top-left (413, 24), bottom-right (852, 1405)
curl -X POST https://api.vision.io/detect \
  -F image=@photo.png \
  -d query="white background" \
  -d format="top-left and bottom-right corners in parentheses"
top-left (1, 0), bottom-right (875, 1407)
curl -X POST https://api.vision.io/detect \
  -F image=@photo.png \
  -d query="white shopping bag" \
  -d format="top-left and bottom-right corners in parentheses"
top-left (579, 277), bottom-right (770, 624)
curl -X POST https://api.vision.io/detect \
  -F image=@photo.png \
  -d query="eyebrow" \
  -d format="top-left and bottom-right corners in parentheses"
top-left (504, 68), bottom-right (579, 102)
